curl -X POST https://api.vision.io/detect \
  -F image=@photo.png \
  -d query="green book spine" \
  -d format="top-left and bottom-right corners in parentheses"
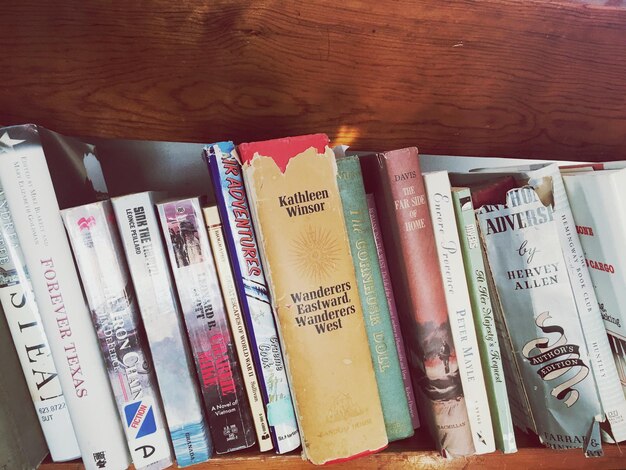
top-left (337, 156), bottom-right (414, 442)
top-left (451, 187), bottom-right (517, 453)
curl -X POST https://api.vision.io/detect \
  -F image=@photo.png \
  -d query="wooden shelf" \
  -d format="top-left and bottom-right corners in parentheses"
top-left (38, 428), bottom-right (625, 469)
top-left (2, 0), bottom-right (626, 160)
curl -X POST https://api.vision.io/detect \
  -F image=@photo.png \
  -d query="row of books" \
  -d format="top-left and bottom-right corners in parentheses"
top-left (1, 125), bottom-right (626, 470)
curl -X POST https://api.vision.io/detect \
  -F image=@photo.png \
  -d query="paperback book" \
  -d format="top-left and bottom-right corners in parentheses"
top-left (62, 200), bottom-right (173, 469)
top-left (203, 205), bottom-right (273, 452)
top-left (0, 184), bottom-right (80, 462)
top-left (239, 134), bottom-right (388, 465)
top-left (0, 124), bottom-right (130, 470)
top-left (112, 192), bottom-right (212, 467)
top-left (158, 197), bottom-right (255, 454)
top-left (203, 141), bottom-right (300, 454)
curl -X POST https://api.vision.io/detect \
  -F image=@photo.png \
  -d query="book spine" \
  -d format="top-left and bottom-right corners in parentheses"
top-left (111, 193), bottom-right (212, 467)
top-left (336, 156), bottom-right (414, 441)
top-left (561, 171), bottom-right (626, 440)
top-left (158, 198), bottom-right (255, 454)
top-left (366, 194), bottom-right (420, 430)
top-left (480, 233), bottom-right (537, 435)
top-left (203, 205), bottom-right (273, 452)
top-left (474, 162), bottom-right (626, 442)
top-left (451, 188), bottom-right (516, 453)
top-left (360, 148), bottom-right (474, 457)
top-left (476, 186), bottom-right (603, 451)
top-left (239, 134), bottom-right (387, 465)
top-left (61, 201), bottom-right (173, 469)
top-left (424, 171), bottom-right (495, 454)
top-left (204, 142), bottom-right (300, 454)
top-left (0, 126), bottom-right (130, 470)
top-left (0, 187), bottom-right (80, 462)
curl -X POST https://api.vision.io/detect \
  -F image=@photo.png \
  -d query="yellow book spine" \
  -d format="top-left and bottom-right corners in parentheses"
top-left (240, 137), bottom-right (387, 465)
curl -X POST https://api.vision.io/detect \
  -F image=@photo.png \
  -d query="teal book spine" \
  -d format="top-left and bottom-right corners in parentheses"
top-left (336, 156), bottom-right (414, 442)
top-left (451, 187), bottom-right (517, 454)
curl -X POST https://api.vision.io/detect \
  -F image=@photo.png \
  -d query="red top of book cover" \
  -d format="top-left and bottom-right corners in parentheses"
top-left (238, 134), bottom-right (329, 173)
top-left (468, 175), bottom-right (518, 209)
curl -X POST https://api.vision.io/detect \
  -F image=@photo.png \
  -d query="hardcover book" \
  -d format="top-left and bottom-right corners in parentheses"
top-left (239, 134), bottom-right (388, 465)
top-left (481, 232), bottom-right (537, 435)
top-left (0, 185), bottom-right (80, 462)
top-left (336, 155), bottom-right (413, 441)
top-left (366, 194), bottom-right (420, 430)
top-left (203, 205), bottom-right (273, 452)
top-left (158, 197), bottom-right (255, 454)
top-left (477, 186), bottom-right (603, 452)
top-left (0, 124), bottom-right (130, 470)
top-left (359, 148), bottom-right (475, 457)
top-left (62, 200), bottom-right (173, 469)
top-left (459, 163), bottom-right (626, 443)
top-left (112, 192), bottom-right (212, 467)
top-left (562, 169), bottom-right (626, 432)
top-left (423, 171), bottom-right (495, 454)
top-left (453, 174), bottom-right (536, 435)
top-left (451, 187), bottom-right (516, 453)
top-left (203, 141), bottom-right (300, 454)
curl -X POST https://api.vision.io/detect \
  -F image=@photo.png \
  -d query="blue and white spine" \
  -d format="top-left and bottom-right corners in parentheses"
top-left (204, 142), bottom-right (301, 454)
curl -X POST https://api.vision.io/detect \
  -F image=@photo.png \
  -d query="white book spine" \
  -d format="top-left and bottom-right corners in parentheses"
top-left (111, 192), bottom-right (212, 467)
top-left (424, 171), bottom-right (496, 454)
top-left (473, 162), bottom-right (626, 442)
top-left (0, 187), bottom-right (80, 462)
top-left (0, 130), bottom-right (130, 470)
top-left (562, 170), bottom-right (626, 440)
top-left (62, 201), bottom-right (173, 469)
top-left (203, 206), bottom-right (273, 452)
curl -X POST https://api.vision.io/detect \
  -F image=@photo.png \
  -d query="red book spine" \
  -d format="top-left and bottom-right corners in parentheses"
top-left (360, 148), bottom-right (474, 457)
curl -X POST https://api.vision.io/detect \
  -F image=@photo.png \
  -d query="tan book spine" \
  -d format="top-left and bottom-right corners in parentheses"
top-left (239, 134), bottom-right (387, 465)
top-left (203, 206), bottom-right (273, 452)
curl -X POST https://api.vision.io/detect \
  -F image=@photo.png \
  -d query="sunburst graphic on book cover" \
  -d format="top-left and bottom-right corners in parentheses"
top-left (290, 225), bottom-right (341, 283)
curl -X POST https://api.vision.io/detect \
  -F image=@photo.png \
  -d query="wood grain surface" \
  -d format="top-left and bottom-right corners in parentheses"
top-left (1, 0), bottom-right (625, 160)
top-left (38, 440), bottom-right (625, 470)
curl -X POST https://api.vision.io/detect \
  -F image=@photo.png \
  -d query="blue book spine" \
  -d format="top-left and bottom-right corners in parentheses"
top-left (336, 156), bottom-right (414, 441)
top-left (204, 143), bottom-right (300, 454)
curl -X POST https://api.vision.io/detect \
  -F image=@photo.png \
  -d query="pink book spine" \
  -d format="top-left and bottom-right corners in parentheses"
top-left (367, 194), bottom-right (420, 429)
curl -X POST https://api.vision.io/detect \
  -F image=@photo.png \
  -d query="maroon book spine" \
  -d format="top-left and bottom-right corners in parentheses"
top-left (360, 148), bottom-right (474, 457)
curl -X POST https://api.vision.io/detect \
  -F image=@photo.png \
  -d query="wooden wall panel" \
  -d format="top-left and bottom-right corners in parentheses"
top-left (1, 0), bottom-right (625, 160)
